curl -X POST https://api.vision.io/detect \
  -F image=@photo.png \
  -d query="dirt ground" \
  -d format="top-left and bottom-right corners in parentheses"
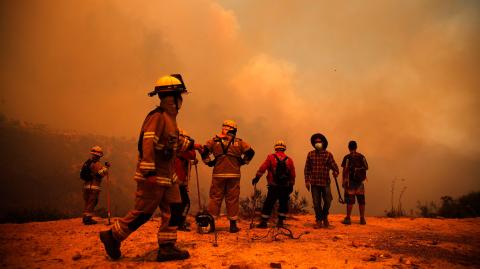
top-left (0, 214), bottom-right (479, 269)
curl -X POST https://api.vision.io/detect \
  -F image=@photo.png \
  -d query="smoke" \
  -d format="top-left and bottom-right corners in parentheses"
top-left (1, 0), bottom-right (479, 215)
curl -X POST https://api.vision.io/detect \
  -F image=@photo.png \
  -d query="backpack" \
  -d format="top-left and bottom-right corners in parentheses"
top-left (273, 155), bottom-right (290, 185)
top-left (80, 159), bottom-right (94, 181)
top-left (347, 154), bottom-right (367, 182)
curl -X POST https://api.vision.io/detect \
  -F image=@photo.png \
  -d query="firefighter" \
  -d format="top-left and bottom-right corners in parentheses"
top-left (201, 120), bottom-right (255, 233)
top-left (169, 129), bottom-right (200, 231)
top-left (99, 74), bottom-right (195, 262)
top-left (81, 146), bottom-right (110, 225)
top-left (252, 140), bottom-right (296, 228)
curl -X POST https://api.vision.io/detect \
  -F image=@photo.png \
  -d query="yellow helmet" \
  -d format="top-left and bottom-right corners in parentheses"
top-left (148, 74), bottom-right (187, 97)
top-left (274, 140), bottom-right (287, 151)
top-left (222, 120), bottom-right (237, 130)
top-left (90, 145), bottom-right (104, 157)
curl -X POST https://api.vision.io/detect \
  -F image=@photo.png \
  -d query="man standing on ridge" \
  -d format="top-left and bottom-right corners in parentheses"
top-left (201, 120), bottom-right (255, 233)
top-left (99, 74), bottom-right (195, 262)
top-left (252, 140), bottom-right (296, 228)
top-left (341, 140), bottom-right (369, 225)
top-left (80, 145), bottom-right (110, 225)
top-left (304, 133), bottom-right (339, 229)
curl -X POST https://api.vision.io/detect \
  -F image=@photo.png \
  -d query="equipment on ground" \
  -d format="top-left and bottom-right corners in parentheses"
top-left (194, 161), bottom-right (215, 234)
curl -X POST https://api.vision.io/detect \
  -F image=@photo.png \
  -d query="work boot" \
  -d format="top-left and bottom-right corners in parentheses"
top-left (276, 219), bottom-right (285, 228)
top-left (83, 216), bottom-right (97, 225)
top-left (360, 217), bottom-right (367, 225)
top-left (256, 220), bottom-right (268, 229)
top-left (313, 220), bottom-right (323, 229)
top-left (157, 243), bottom-right (190, 262)
top-left (229, 220), bottom-right (240, 233)
top-left (323, 217), bottom-right (330, 228)
top-left (341, 217), bottom-right (351, 225)
top-left (99, 229), bottom-right (121, 260)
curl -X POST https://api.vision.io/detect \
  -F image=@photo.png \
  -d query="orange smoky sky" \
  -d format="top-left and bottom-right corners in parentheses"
top-left (1, 0), bottom-right (479, 215)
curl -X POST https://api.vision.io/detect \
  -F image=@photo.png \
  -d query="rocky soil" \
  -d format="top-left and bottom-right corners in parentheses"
top-left (0, 214), bottom-right (479, 268)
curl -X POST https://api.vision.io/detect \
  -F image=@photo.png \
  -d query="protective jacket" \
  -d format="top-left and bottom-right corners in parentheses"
top-left (133, 107), bottom-right (194, 186)
top-left (255, 151), bottom-right (296, 186)
top-left (174, 149), bottom-right (196, 186)
top-left (83, 160), bottom-right (108, 190)
top-left (202, 135), bottom-right (253, 179)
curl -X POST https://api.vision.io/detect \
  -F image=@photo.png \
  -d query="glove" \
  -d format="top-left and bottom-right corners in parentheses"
top-left (333, 171), bottom-right (339, 178)
top-left (104, 161), bottom-right (111, 167)
top-left (306, 183), bottom-right (311, 192)
top-left (207, 160), bottom-right (216, 167)
top-left (251, 176), bottom-right (260, 186)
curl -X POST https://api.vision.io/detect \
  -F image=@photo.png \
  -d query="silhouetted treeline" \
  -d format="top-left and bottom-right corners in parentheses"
top-left (417, 191), bottom-right (480, 218)
top-left (0, 115), bottom-right (138, 223)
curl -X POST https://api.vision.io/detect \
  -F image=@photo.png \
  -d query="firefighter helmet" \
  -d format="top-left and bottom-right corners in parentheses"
top-left (90, 146), bottom-right (104, 157)
top-left (274, 140), bottom-right (287, 151)
top-left (222, 120), bottom-right (237, 130)
top-left (148, 74), bottom-right (187, 97)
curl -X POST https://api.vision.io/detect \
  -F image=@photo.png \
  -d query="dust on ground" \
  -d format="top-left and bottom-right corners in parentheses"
top-left (0, 214), bottom-right (479, 269)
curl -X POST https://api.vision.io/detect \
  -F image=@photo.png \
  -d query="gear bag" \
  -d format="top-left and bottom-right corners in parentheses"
top-left (80, 159), bottom-right (94, 181)
top-left (273, 155), bottom-right (290, 185)
top-left (347, 154), bottom-right (367, 182)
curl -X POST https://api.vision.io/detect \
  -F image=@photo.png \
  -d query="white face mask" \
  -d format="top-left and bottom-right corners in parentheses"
top-left (314, 143), bottom-right (323, 150)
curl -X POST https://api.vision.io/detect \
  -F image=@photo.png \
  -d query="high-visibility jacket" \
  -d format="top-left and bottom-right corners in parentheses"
top-left (174, 149), bottom-right (196, 186)
top-left (83, 160), bottom-right (108, 190)
top-left (133, 107), bottom-right (193, 186)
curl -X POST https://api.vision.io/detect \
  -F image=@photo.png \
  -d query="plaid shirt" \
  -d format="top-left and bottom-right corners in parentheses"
top-left (304, 150), bottom-right (339, 186)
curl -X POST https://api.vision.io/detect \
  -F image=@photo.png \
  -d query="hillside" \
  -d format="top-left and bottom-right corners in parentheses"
top-left (0, 214), bottom-right (479, 268)
top-left (0, 116), bottom-right (138, 222)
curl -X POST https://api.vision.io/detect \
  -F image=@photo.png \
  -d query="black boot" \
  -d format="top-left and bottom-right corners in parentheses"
top-left (83, 216), bottom-right (97, 225)
top-left (341, 216), bottom-right (351, 225)
top-left (276, 219), bottom-right (284, 228)
top-left (229, 220), bottom-right (240, 233)
top-left (157, 243), bottom-right (190, 262)
top-left (323, 216), bottom-right (330, 228)
top-left (99, 229), bottom-right (121, 260)
top-left (256, 219), bottom-right (268, 229)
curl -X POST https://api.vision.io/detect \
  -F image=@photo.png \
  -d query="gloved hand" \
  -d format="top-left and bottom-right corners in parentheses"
top-left (333, 171), bottom-right (339, 178)
top-left (251, 176), bottom-right (260, 186)
top-left (207, 160), bottom-right (216, 167)
top-left (104, 161), bottom-right (111, 167)
top-left (306, 183), bottom-right (311, 192)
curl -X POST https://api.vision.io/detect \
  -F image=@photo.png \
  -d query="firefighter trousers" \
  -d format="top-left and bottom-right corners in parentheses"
top-left (112, 181), bottom-right (181, 245)
top-left (208, 177), bottom-right (240, 220)
top-left (83, 188), bottom-right (100, 217)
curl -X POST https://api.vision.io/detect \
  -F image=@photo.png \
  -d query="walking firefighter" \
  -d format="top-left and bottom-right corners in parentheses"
top-left (252, 140), bottom-right (296, 228)
top-left (304, 133), bottom-right (339, 229)
top-left (341, 140), bottom-right (369, 225)
top-left (80, 146), bottom-right (110, 225)
top-left (100, 74), bottom-right (196, 262)
top-left (201, 120), bottom-right (255, 233)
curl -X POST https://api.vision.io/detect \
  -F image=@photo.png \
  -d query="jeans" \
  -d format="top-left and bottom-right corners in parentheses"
top-left (311, 185), bottom-right (332, 221)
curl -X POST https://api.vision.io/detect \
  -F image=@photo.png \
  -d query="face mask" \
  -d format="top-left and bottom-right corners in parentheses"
top-left (314, 143), bottom-right (323, 150)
